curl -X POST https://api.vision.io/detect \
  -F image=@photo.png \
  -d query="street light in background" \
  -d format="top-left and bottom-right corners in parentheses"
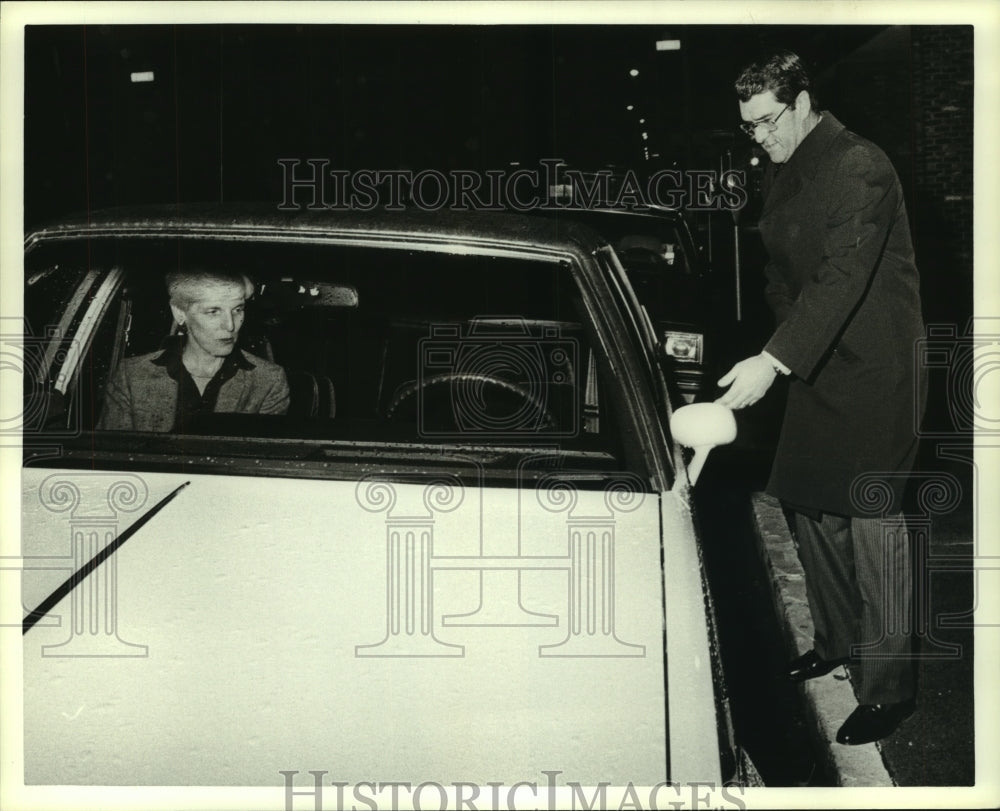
top-left (624, 98), bottom-right (647, 165)
top-left (652, 31), bottom-right (689, 172)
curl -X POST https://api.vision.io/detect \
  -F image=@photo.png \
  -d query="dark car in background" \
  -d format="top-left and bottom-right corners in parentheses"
top-left (18, 205), bottom-right (748, 789)
top-left (528, 202), bottom-right (713, 403)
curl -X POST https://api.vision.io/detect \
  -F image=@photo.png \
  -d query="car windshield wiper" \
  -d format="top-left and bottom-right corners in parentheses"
top-left (22, 480), bottom-right (190, 634)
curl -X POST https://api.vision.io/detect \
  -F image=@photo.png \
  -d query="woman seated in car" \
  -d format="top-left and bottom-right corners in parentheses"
top-left (98, 267), bottom-right (290, 432)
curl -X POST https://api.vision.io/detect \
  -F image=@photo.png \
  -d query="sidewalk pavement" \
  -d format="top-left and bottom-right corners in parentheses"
top-left (750, 487), bottom-right (975, 786)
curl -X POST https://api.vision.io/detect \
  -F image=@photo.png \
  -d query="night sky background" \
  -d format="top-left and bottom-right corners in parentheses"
top-left (22, 23), bottom-right (973, 343)
top-left (23, 24), bottom-right (911, 220)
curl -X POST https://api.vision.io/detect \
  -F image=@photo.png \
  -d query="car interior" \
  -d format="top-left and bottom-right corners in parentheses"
top-left (24, 237), bottom-right (631, 467)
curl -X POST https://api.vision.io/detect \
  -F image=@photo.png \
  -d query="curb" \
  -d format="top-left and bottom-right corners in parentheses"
top-left (749, 492), bottom-right (895, 787)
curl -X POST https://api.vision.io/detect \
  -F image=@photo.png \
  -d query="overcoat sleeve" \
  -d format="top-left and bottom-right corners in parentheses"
top-left (763, 260), bottom-right (795, 324)
top-left (763, 144), bottom-right (898, 379)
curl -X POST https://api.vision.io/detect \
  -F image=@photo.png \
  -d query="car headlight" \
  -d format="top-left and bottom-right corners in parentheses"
top-left (663, 331), bottom-right (704, 364)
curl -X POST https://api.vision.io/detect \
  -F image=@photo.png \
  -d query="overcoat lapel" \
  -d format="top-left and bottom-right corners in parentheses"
top-left (760, 164), bottom-right (802, 220)
top-left (761, 113), bottom-right (846, 221)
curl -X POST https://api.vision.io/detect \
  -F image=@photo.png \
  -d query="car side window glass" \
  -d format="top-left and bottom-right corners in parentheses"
top-left (21, 250), bottom-right (98, 434)
top-left (27, 239), bottom-right (633, 478)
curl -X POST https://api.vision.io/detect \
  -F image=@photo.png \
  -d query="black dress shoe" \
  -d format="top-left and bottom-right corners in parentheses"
top-left (836, 699), bottom-right (916, 745)
top-left (786, 649), bottom-right (851, 682)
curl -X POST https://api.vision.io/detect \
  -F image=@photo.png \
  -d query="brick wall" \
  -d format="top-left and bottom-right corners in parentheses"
top-left (910, 26), bottom-right (974, 324)
top-left (819, 26), bottom-right (973, 325)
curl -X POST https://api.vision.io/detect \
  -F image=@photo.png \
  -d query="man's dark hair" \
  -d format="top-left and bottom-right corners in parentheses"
top-left (735, 49), bottom-right (819, 110)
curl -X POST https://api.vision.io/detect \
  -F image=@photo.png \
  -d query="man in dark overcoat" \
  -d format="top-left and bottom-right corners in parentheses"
top-left (716, 50), bottom-right (926, 745)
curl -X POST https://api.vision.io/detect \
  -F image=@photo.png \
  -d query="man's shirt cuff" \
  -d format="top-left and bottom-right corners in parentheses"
top-left (761, 350), bottom-right (791, 376)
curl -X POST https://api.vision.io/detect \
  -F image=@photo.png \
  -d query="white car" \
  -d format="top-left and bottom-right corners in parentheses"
top-left (17, 205), bottom-right (743, 792)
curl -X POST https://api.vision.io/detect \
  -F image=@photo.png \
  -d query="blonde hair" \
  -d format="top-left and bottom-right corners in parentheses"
top-left (166, 269), bottom-right (255, 310)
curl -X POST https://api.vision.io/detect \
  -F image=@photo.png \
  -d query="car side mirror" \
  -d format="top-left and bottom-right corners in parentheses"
top-left (670, 402), bottom-right (737, 486)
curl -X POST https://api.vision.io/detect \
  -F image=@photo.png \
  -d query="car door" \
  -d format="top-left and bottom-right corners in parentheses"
top-left (19, 219), bottom-right (724, 789)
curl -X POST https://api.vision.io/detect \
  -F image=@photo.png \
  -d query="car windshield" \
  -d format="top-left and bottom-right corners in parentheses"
top-left (24, 235), bottom-right (647, 484)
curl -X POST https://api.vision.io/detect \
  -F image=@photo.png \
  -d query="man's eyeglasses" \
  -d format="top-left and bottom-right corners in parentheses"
top-left (739, 104), bottom-right (790, 138)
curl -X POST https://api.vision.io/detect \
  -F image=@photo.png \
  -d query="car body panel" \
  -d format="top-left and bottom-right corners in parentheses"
top-left (23, 470), bottom-right (675, 785)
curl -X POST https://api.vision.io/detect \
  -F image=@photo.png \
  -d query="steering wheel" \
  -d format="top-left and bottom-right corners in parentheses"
top-left (385, 373), bottom-right (558, 432)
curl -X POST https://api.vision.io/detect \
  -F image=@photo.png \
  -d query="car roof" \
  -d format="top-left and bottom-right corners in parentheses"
top-left (532, 203), bottom-right (683, 221)
top-left (25, 203), bottom-right (612, 259)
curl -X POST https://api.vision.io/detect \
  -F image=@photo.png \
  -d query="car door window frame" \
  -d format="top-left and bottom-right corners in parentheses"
top-left (25, 231), bottom-right (669, 490)
top-left (56, 266), bottom-right (125, 395)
